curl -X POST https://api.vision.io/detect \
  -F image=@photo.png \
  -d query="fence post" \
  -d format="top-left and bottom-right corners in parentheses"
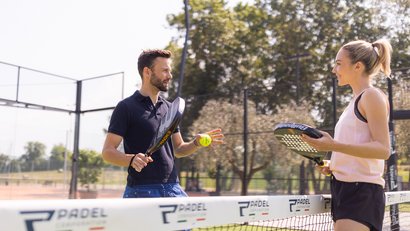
top-left (69, 80), bottom-right (82, 199)
top-left (241, 88), bottom-right (248, 196)
top-left (299, 160), bottom-right (306, 195)
top-left (387, 78), bottom-right (400, 230)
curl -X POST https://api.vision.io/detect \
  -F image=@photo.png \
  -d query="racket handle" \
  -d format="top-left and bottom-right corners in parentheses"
top-left (316, 160), bottom-right (332, 177)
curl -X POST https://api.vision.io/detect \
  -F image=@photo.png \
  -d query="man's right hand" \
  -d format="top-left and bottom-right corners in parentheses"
top-left (130, 153), bottom-right (153, 172)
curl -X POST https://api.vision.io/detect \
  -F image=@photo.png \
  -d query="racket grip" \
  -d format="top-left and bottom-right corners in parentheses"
top-left (317, 160), bottom-right (331, 176)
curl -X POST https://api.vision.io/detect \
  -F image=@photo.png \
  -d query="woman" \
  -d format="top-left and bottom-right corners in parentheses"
top-left (302, 39), bottom-right (392, 231)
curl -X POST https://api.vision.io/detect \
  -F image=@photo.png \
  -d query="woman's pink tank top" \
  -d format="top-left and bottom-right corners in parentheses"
top-left (329, 93), bottom-right (385, 187)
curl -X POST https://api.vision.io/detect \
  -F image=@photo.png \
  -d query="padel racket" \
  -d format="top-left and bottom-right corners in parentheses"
top-left (145, 97), bottom-right (185, 157)
top-left (273, 123), bottom-right (327, 166)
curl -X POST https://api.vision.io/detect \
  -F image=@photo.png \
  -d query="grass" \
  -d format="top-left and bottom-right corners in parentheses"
top-left (0, 169), bottom-right (127, 185)
top-left (398, 166), bottom-right (410, 182)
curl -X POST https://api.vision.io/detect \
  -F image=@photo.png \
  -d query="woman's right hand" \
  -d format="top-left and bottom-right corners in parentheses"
top-left (316, 160), bottom-right (332, 176)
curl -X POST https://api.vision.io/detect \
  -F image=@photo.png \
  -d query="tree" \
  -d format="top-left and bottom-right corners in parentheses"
top-left (369, 0), bottom-right (410, 69)
top-left (166, 0), bottom-right (410, 191)
top-left (167, 0), bottom-right (410, 127)
top-left (393, 71), bottom-right (410, 164)
top-left (50, 144), bottom-right (71, 170)
top-left (19, 141), bottom-right (46, 172)
top-left (77, 149), bottom-right (104, 191)
top-left (189, 96), bottom-right (316, 194)
top-left (167, 0), bottom-right (273, 130)
top-left (0, 154), bottom-right (10, 173)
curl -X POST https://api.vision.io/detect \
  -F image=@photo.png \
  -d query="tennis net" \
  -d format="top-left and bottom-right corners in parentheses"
top-left (0, 191), bottom-right (409, 231)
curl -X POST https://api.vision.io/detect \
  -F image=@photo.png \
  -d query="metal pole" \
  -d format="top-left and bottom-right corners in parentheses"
top-left (175, 0), bottom-right (189, 180)
top-left (242, 88), bottom-right (248, 196)
top-left (286, 52), bottom-right (310, 104)
top-left (332, 76), bottom-right (337, 128)
top-left (16, 67), bottom-right (21, 102)
top-left (215, 162), bottom-right (221, 196)
top-left (387, 78), bottom-right (400, 230)
top-left (121, 72), bottom-right (125, 99)
top-left (64, 130), bottom-right (69, 190)
top-left (299, 160), bottom-right (305, 195)
top-left (176, 0), bottom-right (190, 97)
top-left (296, 53), bottom-right (300, 104)
top-left (69, 80), bottom-right (82, 199)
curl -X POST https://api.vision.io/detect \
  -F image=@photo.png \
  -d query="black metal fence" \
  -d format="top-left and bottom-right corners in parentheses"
top-left (0, 63), bottom-right (409, 198)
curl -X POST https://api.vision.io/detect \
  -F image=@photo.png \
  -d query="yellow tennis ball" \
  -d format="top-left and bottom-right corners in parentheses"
top-left (199, 134), bottom-right (212, 147)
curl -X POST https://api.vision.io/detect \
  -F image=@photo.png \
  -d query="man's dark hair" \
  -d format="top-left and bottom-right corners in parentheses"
top-left (137, 49), bottom-right (172, 78)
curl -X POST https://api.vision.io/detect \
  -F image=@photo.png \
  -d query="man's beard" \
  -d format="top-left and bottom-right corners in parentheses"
top-left (150, 72), bottom-right (168, 92)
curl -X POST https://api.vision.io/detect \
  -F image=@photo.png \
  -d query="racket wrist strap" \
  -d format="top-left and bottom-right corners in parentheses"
top-left (129, 154), bottom-right (136, 167)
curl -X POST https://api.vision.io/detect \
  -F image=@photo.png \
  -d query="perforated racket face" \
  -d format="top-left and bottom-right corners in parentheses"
top-left (277, 131), bottom-right (320, 153)
top-left (146, 97), bottom-right (185, 156)
top-left (274, 123), bottom-right (327, 165)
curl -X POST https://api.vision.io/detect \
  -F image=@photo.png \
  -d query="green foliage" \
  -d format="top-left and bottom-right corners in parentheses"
top-left (50, 144), bottom-right (71, 170)
top-left (189, 96), bottom-right (315, 193)
top-left (167, 0), bottom-right (273, 131)
top-left (394, 76), bottom-right (410, 164)
top-left (77, 149), bottom-right (104, 190)
top-left (19, 141), bottom-right (47, 171)
top-left (167, 0), bottom-right (410, 127)
top-left (0, 154), bottom-right (10, 172)
top-left (166, 0), bottom-right (410, 189)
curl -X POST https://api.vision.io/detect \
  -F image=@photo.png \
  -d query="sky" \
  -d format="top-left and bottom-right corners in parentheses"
top-left (0, 0), bottom-right (251, 158)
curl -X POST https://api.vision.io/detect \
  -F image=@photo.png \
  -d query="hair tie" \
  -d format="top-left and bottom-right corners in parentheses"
top-left (372, 43), bottom-right (380, 57)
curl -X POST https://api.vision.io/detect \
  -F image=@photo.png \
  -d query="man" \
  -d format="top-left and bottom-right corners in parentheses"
top-left (102, 49), bottom-right (224, 198)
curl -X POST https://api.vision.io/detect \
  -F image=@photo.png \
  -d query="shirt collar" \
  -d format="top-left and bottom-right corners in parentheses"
top-left (133, 90), bottom-right (164, 105)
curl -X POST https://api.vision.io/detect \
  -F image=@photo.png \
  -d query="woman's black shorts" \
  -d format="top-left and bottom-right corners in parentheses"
top-left (331, 176), bottom-right (385, 231)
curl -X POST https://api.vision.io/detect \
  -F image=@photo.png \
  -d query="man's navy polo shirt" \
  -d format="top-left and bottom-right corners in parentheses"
top-left (108, 90), bottom-right (179, 185)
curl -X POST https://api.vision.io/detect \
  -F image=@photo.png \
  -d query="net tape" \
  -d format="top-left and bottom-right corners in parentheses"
top-left (0, 191), bottom-right (409, 231)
